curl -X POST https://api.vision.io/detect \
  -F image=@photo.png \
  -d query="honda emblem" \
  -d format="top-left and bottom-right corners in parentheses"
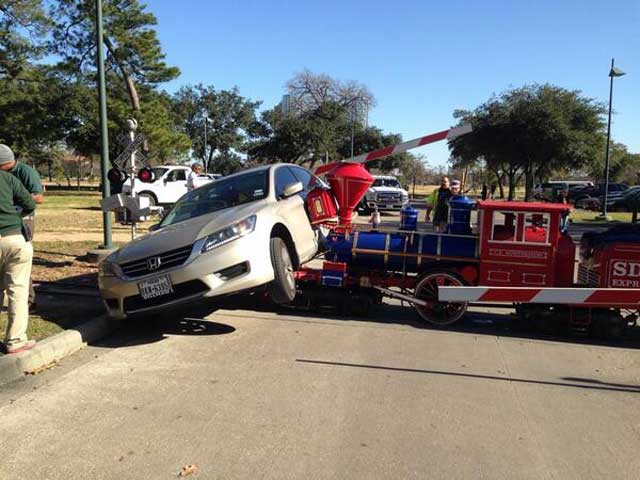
top-left (147, 257), bottom-right (162, 271)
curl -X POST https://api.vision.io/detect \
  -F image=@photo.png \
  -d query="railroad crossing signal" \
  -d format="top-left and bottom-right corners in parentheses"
top-left (113, 131), bottom-right (146, 170)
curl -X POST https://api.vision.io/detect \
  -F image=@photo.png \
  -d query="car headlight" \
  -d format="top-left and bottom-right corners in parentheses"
top-left (201, 215), bottom-right (256, 253)
top-left (99, 259), bottom-right (120, 278)
top-left (401, 192), bottom-right (409, 201)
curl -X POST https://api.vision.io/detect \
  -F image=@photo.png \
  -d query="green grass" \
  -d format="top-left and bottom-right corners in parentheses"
top-left (0, 296), bottom-right (104, 355)
top-left (42, 191), bottom-right (101, 208)
top-left (0, 193), bottom-right (126, 350)
top-left (569, 209), bottom-right (633, 223)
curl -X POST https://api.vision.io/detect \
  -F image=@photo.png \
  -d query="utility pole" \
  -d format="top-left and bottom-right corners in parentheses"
top-left (204, 114), bottom-right (208, 173)
top-left (600, 58), bottom-right (626, 219)
top-left (95, 0), bottom-right (112, 248)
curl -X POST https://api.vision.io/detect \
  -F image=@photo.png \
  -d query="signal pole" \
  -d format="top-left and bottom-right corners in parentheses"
top-left (95, 0), bottom-right (112, 248)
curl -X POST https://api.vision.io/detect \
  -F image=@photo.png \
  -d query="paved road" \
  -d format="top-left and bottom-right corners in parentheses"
top-left (1, 302), bottom-right (640, 480)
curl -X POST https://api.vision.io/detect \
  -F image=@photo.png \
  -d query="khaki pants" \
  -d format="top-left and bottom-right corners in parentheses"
top-left (0, 234), bottom-right (33, 348)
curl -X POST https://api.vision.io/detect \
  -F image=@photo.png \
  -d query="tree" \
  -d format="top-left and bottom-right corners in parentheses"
top-left (0, 65), bottom-right (85, 165)
top-left (172, 84), bottom-right (261, 174)
top-left (336, 126), bottom-right (412, 172)
top-left (0, 0), bottom-right (49, 78)
top-left (398, 155), bottom-right (428, 196)
top-left (249, 100), bottom-right (350, 167)
top-left (286, 69), bottom-right (375, 114)
top-left (587, 142), bottom-right (640, 185)
top-left (48, 0), bottom-right (189, 163)
top-left (51, 0), bottom-right (179, 111)
top-left (449, 84), bottom-right (606, 201)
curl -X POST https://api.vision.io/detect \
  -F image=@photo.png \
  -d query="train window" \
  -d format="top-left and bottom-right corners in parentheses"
top-left (491, 211), bottom-right (517, 242)
top-left (523, 213), bottom-right (550, 244)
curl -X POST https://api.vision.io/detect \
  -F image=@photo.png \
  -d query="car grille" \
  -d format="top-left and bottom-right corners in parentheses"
top-left (120, 244), bottom-right (194, 279)
top-left (577, 264), bottom-right (600, 287)
top-left (377, 193), bottom-right (402, 203)
top-left (123, 279), bottom-right (208, 313)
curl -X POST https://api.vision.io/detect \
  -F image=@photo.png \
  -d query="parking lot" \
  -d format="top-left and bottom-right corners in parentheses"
top-left (2, 298), bottom-right (640, 479)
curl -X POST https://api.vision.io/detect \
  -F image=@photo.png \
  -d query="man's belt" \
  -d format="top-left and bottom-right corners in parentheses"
top-left (0, 229), bottom-right (23, 238)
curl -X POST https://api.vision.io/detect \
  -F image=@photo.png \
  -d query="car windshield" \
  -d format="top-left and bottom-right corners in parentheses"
top-left (152, 167), bottom-right (169, 179)
top-left (373, 178), bottom-right (401, 188)
top-left (160, 170), bottom-right (269, 226)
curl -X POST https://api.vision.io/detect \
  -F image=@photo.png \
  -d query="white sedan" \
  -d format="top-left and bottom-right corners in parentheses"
top-left (99, 164), bottom-right (321, 319)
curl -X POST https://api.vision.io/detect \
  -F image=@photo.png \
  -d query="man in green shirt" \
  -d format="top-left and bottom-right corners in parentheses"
top-left (0, 166), bottom-right (37, 354)
top-left (0, 144), bottom-right (44, 309)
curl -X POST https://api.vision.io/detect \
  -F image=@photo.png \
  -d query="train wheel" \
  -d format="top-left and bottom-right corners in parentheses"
top-left (414, 270), bottom-right (468, 326)
top-left (591, 309), bottom-right (625, 340)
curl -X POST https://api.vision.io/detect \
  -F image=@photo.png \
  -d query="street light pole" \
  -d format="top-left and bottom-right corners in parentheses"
top-left (203, 114), bottom-right (210, 173)
top-left (601, 58), bottom-right (626, 219)
top-left (95, 0), bottom-right (112, 248)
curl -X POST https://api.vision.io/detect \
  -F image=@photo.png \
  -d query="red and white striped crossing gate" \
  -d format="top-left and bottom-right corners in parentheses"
top-left (438, 286), bottom-right (640, 307)
top-left (314, 124), bottom-right (472, 175)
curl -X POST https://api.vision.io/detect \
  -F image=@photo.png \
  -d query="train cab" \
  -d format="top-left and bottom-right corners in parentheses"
top-left (476, 201), bottom-right (574, 287)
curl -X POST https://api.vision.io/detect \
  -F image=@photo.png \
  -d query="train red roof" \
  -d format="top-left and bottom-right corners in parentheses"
top-left (477, 200), bottom-right (572, 213)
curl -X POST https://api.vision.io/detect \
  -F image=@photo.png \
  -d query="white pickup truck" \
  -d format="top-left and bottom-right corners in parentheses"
top-left (363, 175), bottom-right (410, 212)
top-left (121, 165), bottom-right (220, 206)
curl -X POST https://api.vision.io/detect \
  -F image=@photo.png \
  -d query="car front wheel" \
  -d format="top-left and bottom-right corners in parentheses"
top-left (269, 236), bottom-right (296, 304)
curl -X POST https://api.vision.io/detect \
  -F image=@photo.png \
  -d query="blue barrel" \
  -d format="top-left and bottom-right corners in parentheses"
top-left (447, 195), bottom-right (475, 235)
top-left (400, 205), bottom-right (418, 231)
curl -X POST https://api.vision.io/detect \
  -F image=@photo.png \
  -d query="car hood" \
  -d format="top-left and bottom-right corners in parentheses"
top-left (111, 200), bottom-right (268, 264)
top-left (369, 186), bottom-right (406, 194)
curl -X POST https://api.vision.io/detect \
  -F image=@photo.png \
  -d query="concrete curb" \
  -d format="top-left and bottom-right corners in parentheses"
top-left (0, 315), bottom-right (119, 386)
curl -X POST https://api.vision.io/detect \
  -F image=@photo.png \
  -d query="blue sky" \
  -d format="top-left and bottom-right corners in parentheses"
top-left (149, 0), bottom-right (639, 166)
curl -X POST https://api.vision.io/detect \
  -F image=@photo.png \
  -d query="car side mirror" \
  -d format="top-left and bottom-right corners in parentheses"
top-left (281, 181), bottom-right (303, 199)
top-left (149, 223), bottom-right (161, 232)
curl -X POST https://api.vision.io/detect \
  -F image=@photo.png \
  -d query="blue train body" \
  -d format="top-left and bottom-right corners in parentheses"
top-left (325, 229), bottom-right (478, 273)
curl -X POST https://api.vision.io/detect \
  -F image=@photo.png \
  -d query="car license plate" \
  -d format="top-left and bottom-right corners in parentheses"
top-left (138, 275), bottom-right (173, 300)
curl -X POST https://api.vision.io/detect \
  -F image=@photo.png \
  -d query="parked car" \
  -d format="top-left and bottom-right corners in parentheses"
top-left (569, 183), bottom-right (628, 206)
top-left (535, 181), bottom-right (593, 202)
top-left (121, 165), bottom-right (218, 206)
top-left (363, 175), bottom-right (409, 212)
top-left (99, 164), bottom-right (321, 319)
top-left (534, 182), bottom-right (569, 202)
top-left (607, 186), bottom-right (640, 212)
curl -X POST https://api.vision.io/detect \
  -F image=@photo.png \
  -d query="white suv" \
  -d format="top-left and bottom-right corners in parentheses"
top-left (122, 165), bottom-right (217, 206)
top-left (364, 175), bottom-right (409, 211)
top-left (99, 164), bottom-right (321, 319)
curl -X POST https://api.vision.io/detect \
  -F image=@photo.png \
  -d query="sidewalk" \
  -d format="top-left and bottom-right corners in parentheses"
top-left (0, 289), bottom-right (117, 385)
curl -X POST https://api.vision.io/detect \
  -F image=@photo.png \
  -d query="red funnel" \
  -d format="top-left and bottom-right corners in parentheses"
top-left (326, 162), bottom-right (374, 225)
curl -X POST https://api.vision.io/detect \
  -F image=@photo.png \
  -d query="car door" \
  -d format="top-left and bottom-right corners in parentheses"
top-left (274, 166), bottom-right (317, 262)
top-left (164, 168), bottom-right (189, 203)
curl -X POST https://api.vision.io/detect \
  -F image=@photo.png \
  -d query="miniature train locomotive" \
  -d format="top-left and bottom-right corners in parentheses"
top-left (294, 143), bottom-right (640, 338)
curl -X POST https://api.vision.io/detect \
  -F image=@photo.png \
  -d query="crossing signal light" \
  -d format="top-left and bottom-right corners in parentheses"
top-left (107, 168), bottom-right (125, 184)
top-left (137, 167), bottom-right (155, 183)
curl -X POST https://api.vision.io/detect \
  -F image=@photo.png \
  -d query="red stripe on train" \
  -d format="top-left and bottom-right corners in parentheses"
top-left (478, 289), bottom-right (539, 302)
top-left (584, 290), bottom-right (640, 304)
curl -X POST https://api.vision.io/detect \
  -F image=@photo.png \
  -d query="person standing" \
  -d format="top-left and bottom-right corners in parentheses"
top-left (450, 179), bottom-right (461, 196)
top-left (481, 183), bottom-right (488, 201)
top-left (187, 162), bottom-right (204, 192)
top-left (426, 177), bottom-right (452, 232)
top-left (0, 145), bottom-right (44, 310)
top-left (0, 168), bottom-right (37, 354)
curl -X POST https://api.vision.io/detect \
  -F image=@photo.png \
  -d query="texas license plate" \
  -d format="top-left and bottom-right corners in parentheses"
top-left (138, 275), bottom-right (173, 300)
